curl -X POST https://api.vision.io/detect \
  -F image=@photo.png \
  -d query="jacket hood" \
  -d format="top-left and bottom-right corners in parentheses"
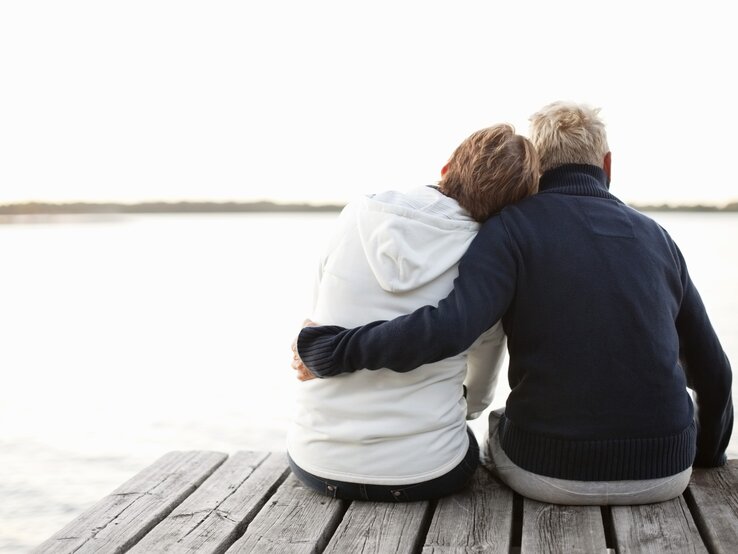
top-left (356, 187), bottom-right (479, 293)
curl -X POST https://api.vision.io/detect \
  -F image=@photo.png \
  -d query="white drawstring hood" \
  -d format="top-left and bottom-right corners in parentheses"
top-left (356, 189), bottom-right (479, 293)
top-left (288, 186), bottom-right (506, 485)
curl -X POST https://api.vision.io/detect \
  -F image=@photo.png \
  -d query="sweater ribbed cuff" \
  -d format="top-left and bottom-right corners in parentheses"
top-left (296, 325), bottom-right (347, 378)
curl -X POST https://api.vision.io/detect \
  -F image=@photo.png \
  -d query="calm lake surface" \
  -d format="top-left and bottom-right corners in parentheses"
top-left (1, 211), bottom-right (736, 552)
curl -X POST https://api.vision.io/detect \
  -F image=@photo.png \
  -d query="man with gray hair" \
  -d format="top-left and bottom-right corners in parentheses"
top-left (295, 101), bottom-right (733, 504)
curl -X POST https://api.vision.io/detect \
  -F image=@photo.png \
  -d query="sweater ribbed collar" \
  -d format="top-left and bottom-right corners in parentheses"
top-left (538, 164), bottom-right (620, 202)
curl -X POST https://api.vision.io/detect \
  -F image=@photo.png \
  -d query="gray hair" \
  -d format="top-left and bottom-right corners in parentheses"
top-left (529, 101), bottom-right (609, 173)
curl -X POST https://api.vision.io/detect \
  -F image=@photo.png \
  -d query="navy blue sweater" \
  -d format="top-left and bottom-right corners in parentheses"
top-left (298, 164), bottom-right (733, 481)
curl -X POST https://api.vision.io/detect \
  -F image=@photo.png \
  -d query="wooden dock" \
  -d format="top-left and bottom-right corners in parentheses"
top-left (35, 451), bottom-right (738, 553)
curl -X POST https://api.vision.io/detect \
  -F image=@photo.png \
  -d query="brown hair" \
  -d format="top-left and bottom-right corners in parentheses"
top-left (440, 124), bottom-right (539, 222)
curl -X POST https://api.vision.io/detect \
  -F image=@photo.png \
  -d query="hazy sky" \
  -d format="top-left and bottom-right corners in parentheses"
top-left (1, 1), bottom-right (735, 206)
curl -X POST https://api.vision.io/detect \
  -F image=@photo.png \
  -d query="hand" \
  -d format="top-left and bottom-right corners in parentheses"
top-left (291, 319), bottom-right (319, 381)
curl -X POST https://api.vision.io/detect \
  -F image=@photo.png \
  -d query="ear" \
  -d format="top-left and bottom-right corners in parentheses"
top-left (441, 163), bottom-right (449, 177)
top-left (603, 152), bottom-right (612, 184)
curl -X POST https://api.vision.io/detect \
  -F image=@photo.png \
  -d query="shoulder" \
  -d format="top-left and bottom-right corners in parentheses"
top-left (465, 214), bottom-right (516, 262)
top-left (622, 205), bottom-right (680, 245)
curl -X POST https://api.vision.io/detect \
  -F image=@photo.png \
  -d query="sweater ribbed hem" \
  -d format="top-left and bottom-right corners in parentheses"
top-left (297, 325), bottom-right (347, 378)
top-left (499, 415), bottom-right (697, 481)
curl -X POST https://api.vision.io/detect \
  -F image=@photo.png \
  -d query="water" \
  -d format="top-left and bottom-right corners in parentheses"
top-left (1, 211), bottom-right (736, 552)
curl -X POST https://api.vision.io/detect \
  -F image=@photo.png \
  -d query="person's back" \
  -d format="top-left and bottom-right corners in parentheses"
top-left (289, 187), bottom-right (495, 483)
top-left (288, 124), bottom-right (539, 501)
top-left (490, 164), bottom-right (701, 480)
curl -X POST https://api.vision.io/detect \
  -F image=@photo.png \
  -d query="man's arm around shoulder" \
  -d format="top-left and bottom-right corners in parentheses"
top-left (297, 215), bottom-right (518, 377)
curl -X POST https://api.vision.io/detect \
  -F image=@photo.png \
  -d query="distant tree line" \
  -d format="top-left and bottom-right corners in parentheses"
top-left (0, 200), bottom-right (736, 215)
top-left (630, 202), bottom-right (738, 212)
top-left (0, 201), bottom-right (345, 215)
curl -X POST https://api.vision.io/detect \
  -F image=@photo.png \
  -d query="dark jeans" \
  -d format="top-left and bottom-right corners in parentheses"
top-left (288, 428), bottom-right (479, 502)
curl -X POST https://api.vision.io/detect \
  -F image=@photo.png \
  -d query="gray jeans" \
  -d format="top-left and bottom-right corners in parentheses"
top-left (481, 410), bottom-right (692, 505)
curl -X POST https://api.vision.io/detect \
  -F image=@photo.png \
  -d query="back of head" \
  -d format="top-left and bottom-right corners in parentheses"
top-left (529, 101), bottom-right (609, 173)
top-left (440, 124), bottom-right (539, 222)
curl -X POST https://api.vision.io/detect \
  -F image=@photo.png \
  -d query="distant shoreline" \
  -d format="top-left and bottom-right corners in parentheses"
top-left (0, 200), bottom-right (736, 215)
top-left (633, 203), bottom-right (738, 212)
top-left (0, 201), bottom-right (345, 215)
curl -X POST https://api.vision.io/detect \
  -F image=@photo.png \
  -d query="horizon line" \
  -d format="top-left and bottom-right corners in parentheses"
top-left (1, 199), bottom-right (738, 215)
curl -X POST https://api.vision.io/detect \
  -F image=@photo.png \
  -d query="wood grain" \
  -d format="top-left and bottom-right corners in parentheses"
top-left (130, 451), bottom-right (289, 553)
top-left (225, 474), bottom-right (346, 553)
top-left (521, 500), bottom-right (607, 553)
top-left (34, 451), bottom-right (227, 554)
top-left (687, 460), bottom-right (738, 554)
top-left (611, 495), bottom-right (706, 553)
top-left (422, 469), bottom-right (514, 554)
top-left (34, 451), bottom-right (738, 553)
top-left (324, 500), bottom-right (431, 554)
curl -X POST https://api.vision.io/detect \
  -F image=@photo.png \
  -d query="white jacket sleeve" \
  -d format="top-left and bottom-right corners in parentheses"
top-left (463, 320), bottom-right (506, 420)
top-left (312, 201), bottom-right (359, 313)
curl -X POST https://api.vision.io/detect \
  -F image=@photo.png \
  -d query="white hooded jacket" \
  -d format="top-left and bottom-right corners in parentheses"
top-left (287, 186), bottom-right (506, 484)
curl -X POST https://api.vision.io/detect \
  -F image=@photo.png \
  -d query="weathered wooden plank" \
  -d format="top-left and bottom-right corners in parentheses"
top-left (34, 450), bottom-right (227, 554)
top-left (686, 460), bottom-right (738, 554)
top-left (521, 500), bottom-right (607, 553)
top-left (422, 469), bottom-right (514, 554)
top-left (324, 500), bottom-right (431, 554)
top-left (130, 451), bottom-right (289, 553)
top-left (611, 496), bottom-right (706, 553)
top-left (225, 474), bottom-right (346, 553)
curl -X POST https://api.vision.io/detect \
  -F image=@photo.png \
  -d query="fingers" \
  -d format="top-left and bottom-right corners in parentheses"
top-left (291, 319), bottom-right (320, 382)
top-left (291, 347), bottom-right (302, 369)
top-left (293, 358), bottom-right (317, 381)
top-left (297, 367), bottom-right (317, 381)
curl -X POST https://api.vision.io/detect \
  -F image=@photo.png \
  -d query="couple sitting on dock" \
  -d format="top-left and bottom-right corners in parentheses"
top-left (288, 101), bottom-right (734, 506)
